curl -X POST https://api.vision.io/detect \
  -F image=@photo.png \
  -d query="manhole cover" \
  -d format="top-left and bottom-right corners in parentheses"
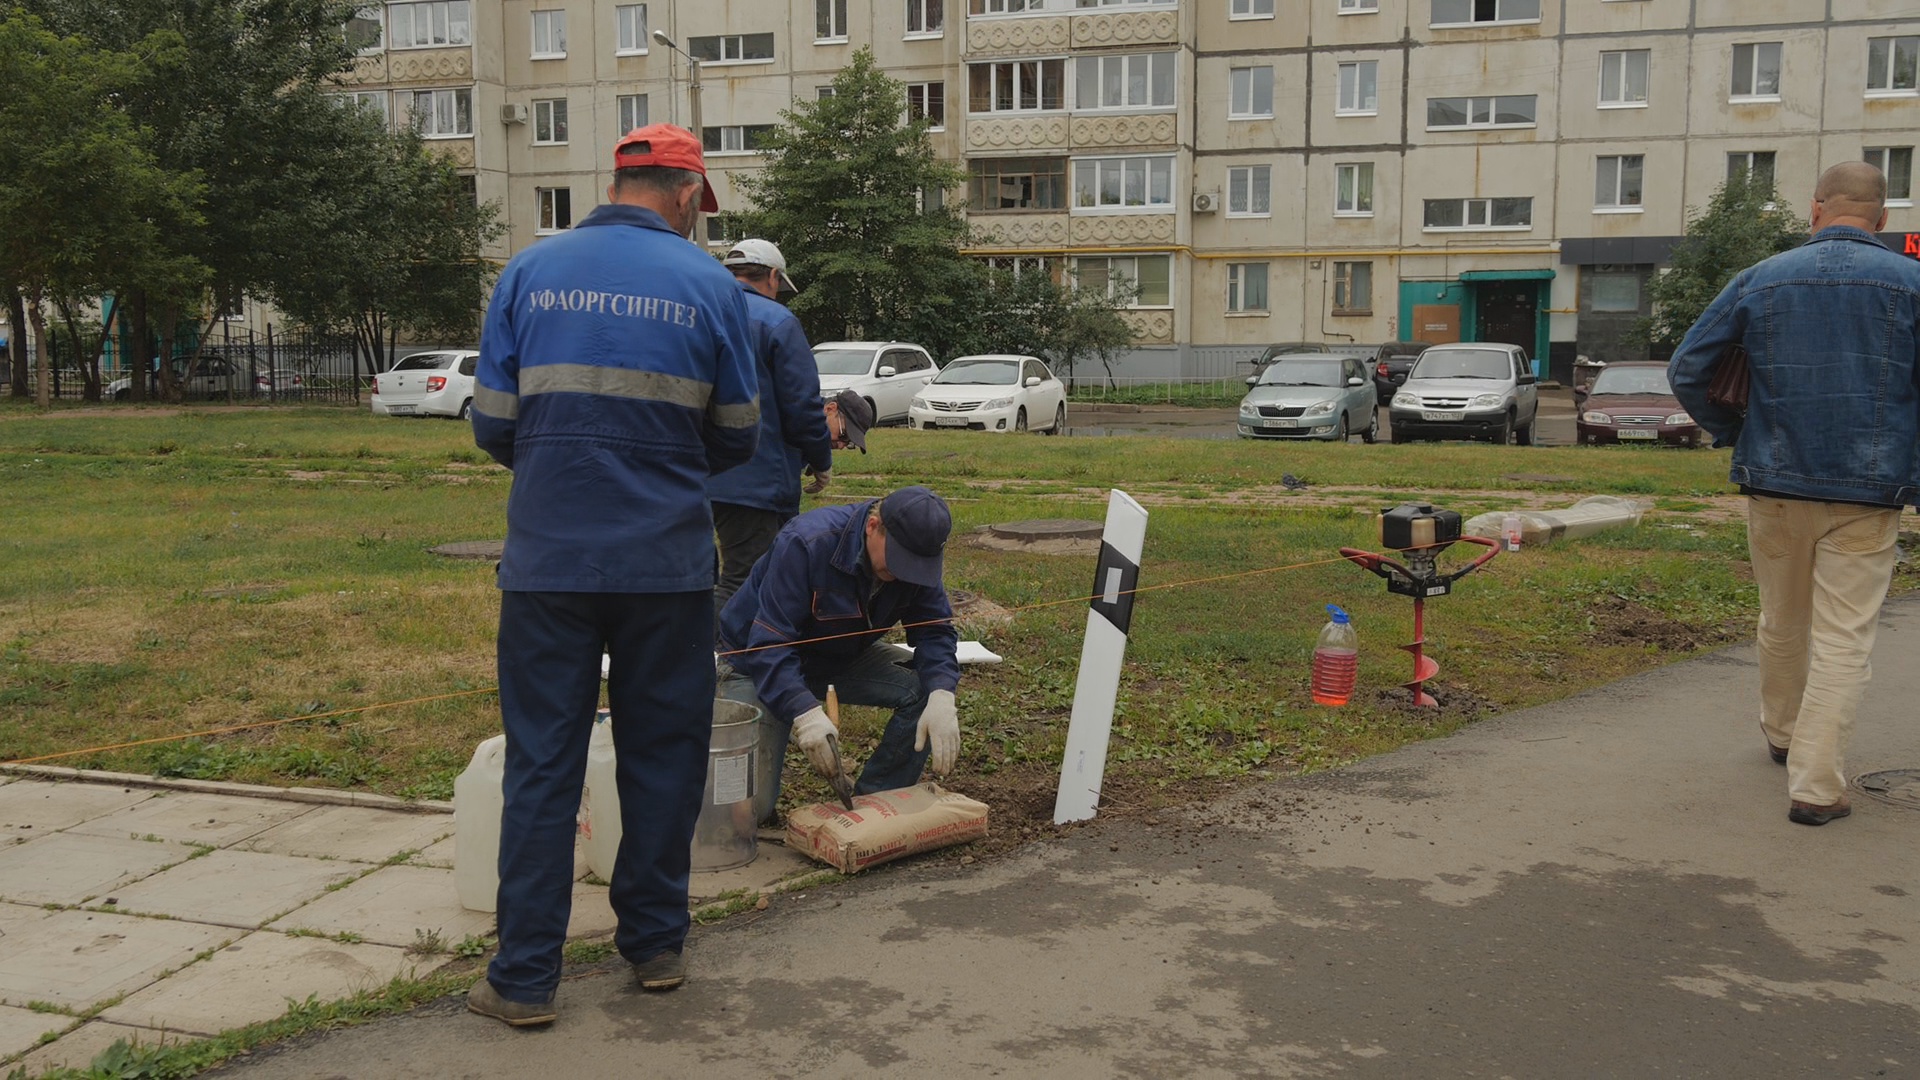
top-left (430, 540), bottom-right (505, 560)
top-left (987, 519), bottom-right (1103, 542)
top-left (1854, 769), bottom-right (1920, 810)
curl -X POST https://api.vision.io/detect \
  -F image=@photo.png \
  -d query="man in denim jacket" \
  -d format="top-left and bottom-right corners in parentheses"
top-left (1669, 161), bottom-right (1920, 827)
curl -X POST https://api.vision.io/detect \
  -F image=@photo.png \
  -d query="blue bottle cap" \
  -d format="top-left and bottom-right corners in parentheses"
top-left (1326, 604), bottom-right (1349, 624)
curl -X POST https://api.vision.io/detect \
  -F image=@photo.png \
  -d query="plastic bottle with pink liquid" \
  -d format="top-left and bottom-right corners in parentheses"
top-left (1311, 605), bottom-right (1358, 707)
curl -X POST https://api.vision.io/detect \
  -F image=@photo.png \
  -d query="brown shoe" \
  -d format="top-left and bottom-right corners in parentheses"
top-left (1768, 742), bottom-right (1788, 765)
top-left (466, 979), bottom-right (557, 1026)
top-left (1788, 798), bottom-right (1851, 826)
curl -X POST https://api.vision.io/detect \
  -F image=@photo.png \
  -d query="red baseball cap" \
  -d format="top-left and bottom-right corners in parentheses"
top-left (613, 124), bottom-right (719, 212)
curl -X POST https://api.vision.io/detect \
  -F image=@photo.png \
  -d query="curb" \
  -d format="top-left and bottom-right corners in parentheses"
top-left (0, 764), bottom-right (454, 814)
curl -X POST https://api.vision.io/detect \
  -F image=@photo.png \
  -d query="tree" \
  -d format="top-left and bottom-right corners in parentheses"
top-left (953, 267), bottom-right (1135, 390)
top-left (1636, 170), bottom-right (1807, 346)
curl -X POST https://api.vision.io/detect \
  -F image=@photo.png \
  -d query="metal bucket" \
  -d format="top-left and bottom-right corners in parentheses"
top-left (691, 698), bottom-right (762, 872)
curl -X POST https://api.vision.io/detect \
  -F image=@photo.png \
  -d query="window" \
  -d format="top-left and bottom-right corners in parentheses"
top-left (907, 0), bottom-right (944, 34)
top-left (1075, 255), bottom-right (1171, 306)
top-left (703, 125), bottom-right (777, 153)
top-left (1866, 147), bottom-right (1914, 203)
top-left (533, 98), bottom-right (568, 144)
top-left (1229, 66), bottom-right (1274, 118)
top-left (1868, 36), bottom-right (1919, 94)
top-left (1726, 151), bottom-right (1776, 191)
top-left (1231, 0), bottom-right (1274, 16)
top-left (1337, 61), bottom-right (1378, 115)
top-left (341, 90), bottom-right (390, 123)
top-left (1731, 42), bottom-right (1781, 99)
top-left (1423, 197), bottom-right (1532, 230)
top-left (388, 1), bottom-right (470, 47)
top-left (1431, 0), bottom-right (1539, 26)
top-left (1590, 268), bottom-right (1641, 313)
top-left (615, 5), bottom-right (647, 54)
top-left (969, 59), bottom-right (1066, 112)
top-left (617, 93), bottom-right (648, 131)
top-left (1595, 154), bottom-right (1643, 209)
top-left (983, 255), bottom-right (1054, 280)
top-left (818, 86), bottom-right (837, 99)
top-left (405, 88), bottom-right (472, 136)
top-left (969, 0), bottom-right (1043, 12)
top-left (537, 187), bottom-right (571, 233)
top-left (1227, 263), bottom-right (1268, 313)
top-left (917, 184), bottom-right (944, 213)
top-left (816, 0), bottom-right (848, 41)
top-left (1426, 95), bottom-right (1536, 129)
top-left (1075, 53), bottom-right (1175, 110)
top-left (1333, 262), bottom-right (1372, 313)
top-left (689, 33), bottom-right (776, 63)
top-left (1335, 162), bottom-right (1373, 215)
top-left (1073, 154), bottom-right (1175, 210)
top-left (970, 156), bottom-right (1067, 210)
top-left (1598, 49), bottom-right (1649, 107)
top-left (1227, 165), bottom-right (1271, 217)
top-left (346, 7), bottom-right (383, 53)
top-left (1339, 0), bottom-right (1378, 11)
top-left (907, 82), bottom-right (946, 128)
top-left (531, 9), bottom-right (566, 58)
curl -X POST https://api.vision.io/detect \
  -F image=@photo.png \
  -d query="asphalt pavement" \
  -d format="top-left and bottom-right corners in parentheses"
top-left (219, 596), bottom-right (1920, 1079)
top-left (1067, 387), bottom-right (1582, 444)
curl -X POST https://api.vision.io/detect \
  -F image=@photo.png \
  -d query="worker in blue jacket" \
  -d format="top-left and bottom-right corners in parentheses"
top-left (467, 123), bottom-right (760, 1028)
top-left (706, 238), bottom-right (837, 620)
top-left (718, 487), bottom-right (962, 821)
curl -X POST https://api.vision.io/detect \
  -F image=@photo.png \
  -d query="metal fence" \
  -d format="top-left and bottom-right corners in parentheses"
top-left (3, 326), bottom-right (429, 405)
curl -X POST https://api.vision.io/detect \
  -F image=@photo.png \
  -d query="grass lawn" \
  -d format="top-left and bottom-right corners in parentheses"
top-left (0, 402), bottom-right (1785, 830)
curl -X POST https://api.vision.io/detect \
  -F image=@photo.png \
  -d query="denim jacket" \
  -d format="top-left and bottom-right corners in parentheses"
top-left (1668, 225), bottom-right (1920, 506)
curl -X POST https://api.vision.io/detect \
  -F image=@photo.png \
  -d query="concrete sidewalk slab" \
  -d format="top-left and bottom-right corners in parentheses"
top-left (68, 791), bottom-right (314, 848)
top-left (565, 883), bottom-right (616, 940)
top-left (104, 850), bottom-right (363, 929)
top-left (267, 865), bottom-right (492, 949)
top-left (0, 782), bottom-right (153, 838)
top-left (408, 835), bottom-right (455, 868)
top-left (0, 1004), bottom-right (66, 1063)
top-left (0, 899), bottom-right (55, 938)
top-left (689, 841), bottom-right (815, 904)
top-left (7, 1019), bottom-right (165, 1075)
top-left (100, 931), bottom-right (420, 1036)
top-left (238, 805), bottom-right (451, 864)
top-left (0, 832), bottom-right (194, 906)
top-left (0, 910), bottom-right (234, 1010)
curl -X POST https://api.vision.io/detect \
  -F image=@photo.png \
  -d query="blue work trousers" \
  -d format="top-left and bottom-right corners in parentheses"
top-left (488, 589), bottom-right (713, 1004)
top-left (720, 641), bottom-right (931, 809)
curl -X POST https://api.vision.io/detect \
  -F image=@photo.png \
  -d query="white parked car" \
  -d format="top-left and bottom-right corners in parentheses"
top-left (908, 354), bottom-right (1067, 434)
top-left (812, 341), bottom-right (939, 425)
top-left (371, 351), bottom-right (479, 418)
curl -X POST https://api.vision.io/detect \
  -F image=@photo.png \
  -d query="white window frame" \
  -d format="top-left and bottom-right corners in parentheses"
top-left (1598, 49), bottom-right (1649, 108)
top-left (405, 87), bottom-right (472, 137)
top-left (1229, 66), bottom-right (1274, 119)
top-left (1338, 0), bottom-right (1379, 12)
top-left (536, 187), bottom-right (572, 234)
top-left (706, 125), bottom-right (774, 154)
top-left (970, 58), bottom-right (1066, 113)
top-left (617, 93), bottom-right (648, 132)
top-left (1422, 197), bottom-right (1533, 232)
top-left (1430, 0), bottom-right (1539, 28)
top-left (1073, 254), bottom-right (1172, 308)
top-left (387, 1), bottom-right (471, 49)
top-left (816, 0), bottom-right (848, 43)
top-left (1226, 165), bottom-right (1271, 218)
top-left (342, 89), bottom-right (391, 124)
top-left (1334, 162), bottom-right (1373, 217)
top-left (615, 4), bottom-right (648, 55)
top-left (1336, 61), bottom-right (1378, 116)
top-left (1867, 36), bottom-right (1919, 97)
top-left (1426, 95), bottom-right (1536, 131)
top-left (347, 7), bottom-right (385, 54)
top-left (1230, 0), bottom-right (1275, 18)
top-left (1866, 146), bottom-right (1915, 206)
top-left (1074, 52), bottom-right (1176, 112)
top-left (1730, 42), bottom-right (1782, 101)
top-left (1332, 261), bottom-right (1372, 314)
top-left (689, 33), bottom-right (777, 65)
top-left (1594, 154), bottom-right (1644, 212)
top-left (1226, 262), bottom-right (1269, 315)
top-left (530, 9), bottom-right (566, 59)
top-left (906, 0), bottom-right (944, 37)
top-left (1726, 150), bottom-right (1776, 192)
top-left (907, 81), bottom-right (946, 130)
top-left (1072, 154), bottom-right (1176, 213)
top-left (532, 97), bottom-right (568, 145)
top-left (969, 0), bottom-right (1044, 14)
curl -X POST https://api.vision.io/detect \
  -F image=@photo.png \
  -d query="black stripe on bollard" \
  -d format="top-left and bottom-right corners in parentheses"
top-left (1089, 540), bottom-right (1141, 635)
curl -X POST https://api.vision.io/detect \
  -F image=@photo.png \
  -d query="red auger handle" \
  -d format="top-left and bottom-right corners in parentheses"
top-left (1445, 534), bottom-right (1501, 583)
top-left (1339, 547), bottom-right (1412, 581)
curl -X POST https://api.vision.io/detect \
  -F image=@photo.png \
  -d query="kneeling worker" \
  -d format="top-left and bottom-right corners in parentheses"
top-left (718, 486), bottom-right (961, 809)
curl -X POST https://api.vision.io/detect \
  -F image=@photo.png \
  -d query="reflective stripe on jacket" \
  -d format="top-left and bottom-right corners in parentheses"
top-left (706, 282), bottom-right (834, 514)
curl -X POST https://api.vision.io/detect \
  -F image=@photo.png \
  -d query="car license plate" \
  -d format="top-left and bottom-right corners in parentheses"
top-left (1421, 410), bottom-right (1460, 422)
top-left (935, 416), bottom-right (969, 427)
top-left (389, 405), bottom-right (417, 415)
top-left (1618, 429), bottom-right (1656, 440)
top-left (1263, 418), bottom-right (1296, 428)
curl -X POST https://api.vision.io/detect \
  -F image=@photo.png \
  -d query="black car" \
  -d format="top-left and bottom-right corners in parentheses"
top-left (1369, 341), bottom-right (1431, 405)
top-left (1248, 342), bottom-right (1331, 374)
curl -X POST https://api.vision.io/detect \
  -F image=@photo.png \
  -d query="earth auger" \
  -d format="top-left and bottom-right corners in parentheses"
top-left (1339, 503), bottom-right (1500, 707)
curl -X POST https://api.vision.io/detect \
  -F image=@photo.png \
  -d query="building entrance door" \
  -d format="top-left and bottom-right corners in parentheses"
top-left (1476, 283), bottom-right (1537, 355)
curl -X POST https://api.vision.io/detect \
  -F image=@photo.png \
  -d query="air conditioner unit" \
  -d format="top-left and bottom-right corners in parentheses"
top-left (500, 103), bottom-right (528, 125)
top-left (1192, 191), bottom-right (1220, 214)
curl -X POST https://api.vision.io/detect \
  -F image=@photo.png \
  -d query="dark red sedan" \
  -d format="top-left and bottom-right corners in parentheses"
top-left (1574, 362), bottom-right (1701, 447)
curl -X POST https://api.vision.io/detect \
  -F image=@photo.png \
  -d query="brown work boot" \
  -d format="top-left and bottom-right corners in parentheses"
top-left (466, 979), bottom-right (557, 1026)
top-left (1788, 798), bottom-right (1851, 826)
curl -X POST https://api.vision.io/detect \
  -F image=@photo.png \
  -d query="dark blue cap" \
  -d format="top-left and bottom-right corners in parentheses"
top-left (878, 486), bottom-right (950, 588)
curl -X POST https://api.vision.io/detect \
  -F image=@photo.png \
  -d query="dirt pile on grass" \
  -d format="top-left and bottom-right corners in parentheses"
top-left (1583, 595), bottom-right (1744, 651)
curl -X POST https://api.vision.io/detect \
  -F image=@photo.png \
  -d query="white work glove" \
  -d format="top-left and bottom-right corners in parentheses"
top-left (790, 705), bottom-right (840, 779)
top-left (802, 467), bottom-right (831, 495)
top-left (915, 689), bottom-right (960, 776)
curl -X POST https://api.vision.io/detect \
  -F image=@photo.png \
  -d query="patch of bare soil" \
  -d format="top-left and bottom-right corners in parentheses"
top-left (961, 526), bottom-right (1100, 557)
top-left (939, 764), bottom-right (1244, 858)
top-left (1366, 679), bottom-right (1493, 722)
top-left (1582, 595), bottom-right (1743, 651)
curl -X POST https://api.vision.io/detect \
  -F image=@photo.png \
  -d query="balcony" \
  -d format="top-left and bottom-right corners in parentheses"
top-left (966, 15), bottom-right (1070, 57)
top-left (1069, 112), bottom-right (1177, 150)
top-left (386, 48), bottom-right (474, 84)
top-left (1069, 213), bottom-right (1176, 246)
top-left (967, 114), bottom-right (1071, 153)
top-left (1070, 7), bottom-right (1180, 49)
top-left (967, 213), bottom-right (1069, 249)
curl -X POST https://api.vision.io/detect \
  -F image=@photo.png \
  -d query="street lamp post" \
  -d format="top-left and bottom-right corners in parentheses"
top-left (652, 29), bottom-right (704, 240)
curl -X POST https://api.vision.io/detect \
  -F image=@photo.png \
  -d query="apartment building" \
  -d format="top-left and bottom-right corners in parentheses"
top-left (333, 0), bottom-right (1920, 381)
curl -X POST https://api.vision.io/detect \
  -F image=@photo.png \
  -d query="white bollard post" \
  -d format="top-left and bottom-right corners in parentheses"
top-left (1053, 489), bottom-right (1148, 824)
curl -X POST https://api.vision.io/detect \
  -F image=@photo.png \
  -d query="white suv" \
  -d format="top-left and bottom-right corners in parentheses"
top-left (1388, 343), bottom-right (1539, 445)
top-left (812, 342), bottom-right (939, 425)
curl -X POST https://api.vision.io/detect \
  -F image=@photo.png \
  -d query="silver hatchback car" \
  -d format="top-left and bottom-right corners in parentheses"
top-left (1388, 343), bottom-right (1539, 445)
top-left (1236, 354), bottom-right (1379, 442)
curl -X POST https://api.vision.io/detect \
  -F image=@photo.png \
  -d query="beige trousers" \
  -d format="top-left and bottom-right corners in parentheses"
top-left (1747, 495), bottom-right (1901, 805)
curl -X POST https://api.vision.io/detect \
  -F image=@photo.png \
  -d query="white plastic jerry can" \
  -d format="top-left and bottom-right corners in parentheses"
top-left (454, 734), bottom-right (507, 913)
top-left (581, 713), bottom-right (622, 882)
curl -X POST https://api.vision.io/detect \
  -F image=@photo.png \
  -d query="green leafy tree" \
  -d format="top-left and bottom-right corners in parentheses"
top-left (952, 268), bottom-right (1134, 390)
top-left (1636, 170), bottom-right (1807, 346)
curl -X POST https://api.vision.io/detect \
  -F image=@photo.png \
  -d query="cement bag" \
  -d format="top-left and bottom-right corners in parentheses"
top-left (1464, 495), bottom-right (1651, 548)
top-left (786, 783), bottom-right (989, 873)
